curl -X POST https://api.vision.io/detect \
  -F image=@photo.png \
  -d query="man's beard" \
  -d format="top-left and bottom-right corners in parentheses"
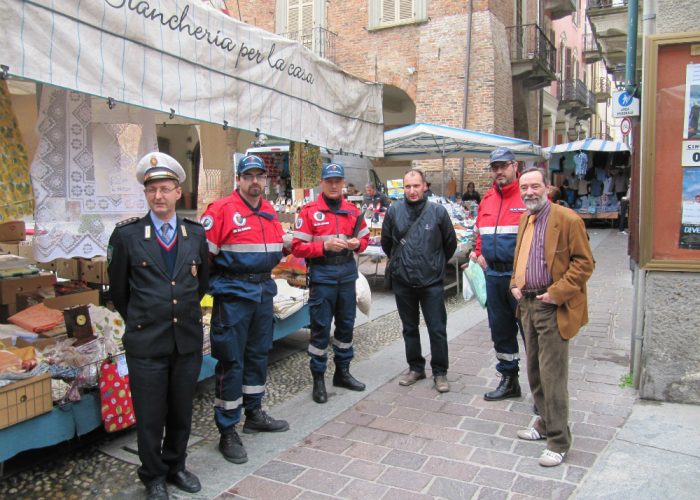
top-left (523, 193), bottom-right (548, 212)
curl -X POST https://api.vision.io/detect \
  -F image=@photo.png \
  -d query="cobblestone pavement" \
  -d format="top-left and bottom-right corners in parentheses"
top-left (219, 229), bottom-right (635, 499)
top-left (0, 275), bottom-right (464, 498)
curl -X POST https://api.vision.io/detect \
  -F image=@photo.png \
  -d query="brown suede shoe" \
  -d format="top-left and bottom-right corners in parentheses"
top-left (434, 375), bottom-right (450, 393)
top-left (398, 370), bottom-right (426, 386)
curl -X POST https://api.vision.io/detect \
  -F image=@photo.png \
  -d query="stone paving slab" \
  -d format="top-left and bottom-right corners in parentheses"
top-left (217, 230), bottom-right (637, 499)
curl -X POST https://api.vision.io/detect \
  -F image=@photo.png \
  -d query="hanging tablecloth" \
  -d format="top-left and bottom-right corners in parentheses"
top-left (30, 87), bottom-right (157, 260)
top-left (0, 81), bottom-right (33, 222)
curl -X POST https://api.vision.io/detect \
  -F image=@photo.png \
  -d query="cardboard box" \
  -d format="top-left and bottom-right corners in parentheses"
top-left (0, 242), bottom-right (20, 255)
top-left (0, 273), bottom-right (56, 305)
top-left (16, 288), bottom-right (55, 311)
top-left (0, 372), bottom-right (53, 429)
top-left (54, 258), bottom-right (81, 280)
top-left (44, 289), bottom-right (100, 311)
top-left (0, 221), bottom-right (26, 242)
top-left (80, 258), bottom-right (109, 284)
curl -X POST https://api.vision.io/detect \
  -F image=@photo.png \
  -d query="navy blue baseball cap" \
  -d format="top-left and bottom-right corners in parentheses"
top-left (321, 163), bottom-right (345, 179)
top-left (238, 154), bottom-right (266, 174)
top-left (489, 147), bottom-right (516, 165)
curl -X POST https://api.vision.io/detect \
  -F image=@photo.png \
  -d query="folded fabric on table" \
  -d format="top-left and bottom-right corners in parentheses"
top-left (273, 279), bottom-right (308, 320)
top-left (8, 303), bottom-right (65, 333)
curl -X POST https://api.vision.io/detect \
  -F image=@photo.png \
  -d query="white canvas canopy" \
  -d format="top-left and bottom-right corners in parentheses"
top-left (383, 123), bottom-right (544, 161)
top-left (0, 0), bottom-right (384, 156)
top-left (543, 138), bottom-right (630, 155)
top-left (383, 123), bottom-right (543, 194)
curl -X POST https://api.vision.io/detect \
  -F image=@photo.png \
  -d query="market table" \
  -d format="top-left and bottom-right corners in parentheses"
top-left (0, 305), bottom-right (310, 464)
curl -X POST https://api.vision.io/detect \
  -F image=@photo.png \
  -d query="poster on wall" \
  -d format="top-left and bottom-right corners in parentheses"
top-left (386, 179), bottom-right (404, 199)
top-left (683, 64), bottom-right (700, 139)
top-left (679, 167), bottom-right (700, 249)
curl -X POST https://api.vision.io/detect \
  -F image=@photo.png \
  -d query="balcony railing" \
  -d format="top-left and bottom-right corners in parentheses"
top-left (559, 79), bottom-right (597, 117)
top-left (587, 0), bottom-right (628, 8)
top-left (278, 27), bottom-right (337, 63)
top-left (507, 23), bottom-right (557, 87)
top-left (592, 76), bottom-right (611, 101)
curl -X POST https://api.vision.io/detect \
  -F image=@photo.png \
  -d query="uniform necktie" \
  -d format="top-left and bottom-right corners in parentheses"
top-left (514, 215), bottom-right (534, 289)
top-left (161, 222), bottom-right (172, 241)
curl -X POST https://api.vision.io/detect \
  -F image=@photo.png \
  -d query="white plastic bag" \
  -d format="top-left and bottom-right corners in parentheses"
top-left (356, 272), bottom-right (371, 317)
top-left (464, 261), bottom-right (487, 308)
top-left (462, 268), bottom-right (475, 301)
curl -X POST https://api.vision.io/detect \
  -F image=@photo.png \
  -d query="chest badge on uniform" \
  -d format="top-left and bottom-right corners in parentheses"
top-left (201, 215), bottom-right (214, 231)
top-left (233, 212), bottom-right (247, 227)
top-left (313, 211), bottom-right (325, 222)
top-left (191, 260), bottom-right (197, 277)
top-left (295, 218), bottom-right (303, 229)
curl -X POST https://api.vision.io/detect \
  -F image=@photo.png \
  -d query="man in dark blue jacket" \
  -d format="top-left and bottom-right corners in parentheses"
top-left (381, 169), bottom-right (457, 393)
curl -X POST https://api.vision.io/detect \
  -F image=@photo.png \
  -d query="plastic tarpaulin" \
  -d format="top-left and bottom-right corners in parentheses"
top-left (543, 138), bottom-right (630, 155)
top-left (0, 0), bottom-right (384, 157)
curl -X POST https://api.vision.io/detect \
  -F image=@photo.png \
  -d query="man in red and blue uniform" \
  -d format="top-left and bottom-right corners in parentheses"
top-left (291, 163), bottom-right (370, 404)
top-left (201, 155), bottom-right (289, 465)
top-left (468, 148), bottom-right (527, 401)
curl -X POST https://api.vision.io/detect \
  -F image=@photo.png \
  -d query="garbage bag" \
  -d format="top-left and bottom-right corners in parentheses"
top-left (356, 272), bottom-right (371, 317)
top-left (463, 261), bottom-right (487, 308)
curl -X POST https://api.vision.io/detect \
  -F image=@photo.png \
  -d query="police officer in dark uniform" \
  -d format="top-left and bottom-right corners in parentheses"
top-left (108, 152), bottom-right (209, 500)
top-left (200, 155), bottom-right (289, 465)
top-left (291, 163), bottom-right (370, 403)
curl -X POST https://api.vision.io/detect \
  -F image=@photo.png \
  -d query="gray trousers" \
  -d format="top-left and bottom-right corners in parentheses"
top-left (520, 297), bottom-right (572, 453)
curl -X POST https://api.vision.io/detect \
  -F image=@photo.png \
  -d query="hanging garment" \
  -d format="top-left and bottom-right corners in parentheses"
top-left (30, 87), bottom-right (157, 260)
top-left (574, 152), bottom-right (588, 178)
top-left (0, 81), bottom-right (34, 222)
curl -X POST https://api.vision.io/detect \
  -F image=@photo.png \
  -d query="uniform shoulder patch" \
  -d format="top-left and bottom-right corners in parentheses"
top-left (115, 217), bottom-right (139, 227)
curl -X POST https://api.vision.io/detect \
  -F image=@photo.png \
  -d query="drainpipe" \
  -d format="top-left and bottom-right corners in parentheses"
top-left (631, 0), bottom-right (656, 389)
top-left (625, 0), bottom-right (639, 97)
top-left (458, 0), bottom-right (474, 193)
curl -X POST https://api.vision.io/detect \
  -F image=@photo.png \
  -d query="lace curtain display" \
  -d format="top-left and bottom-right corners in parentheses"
top-left (0, 81), bottom-right (33, 222)
top-left (30, 87), bottom-right (157, 260)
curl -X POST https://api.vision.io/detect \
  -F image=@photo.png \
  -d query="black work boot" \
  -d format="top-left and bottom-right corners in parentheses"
top-left (243, 408), bottom-right (289, 434)
top-left (312, 371), bottom-right (328, 403)
top-left (484, 374), bottom-right (521, 401)
top-left (219, 428), bottom-right (247, 464)
top-left (333, 365), bottom-right (366, 391)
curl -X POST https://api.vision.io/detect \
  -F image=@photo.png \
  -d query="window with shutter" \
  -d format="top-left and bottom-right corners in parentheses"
top-left (287, 0), bottom-right (314, 48)
top-left (369, 0), bottom-right (427, 30)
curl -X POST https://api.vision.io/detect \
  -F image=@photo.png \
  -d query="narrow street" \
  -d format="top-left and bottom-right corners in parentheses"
top-left (0, 228), bottom-right (638, 499)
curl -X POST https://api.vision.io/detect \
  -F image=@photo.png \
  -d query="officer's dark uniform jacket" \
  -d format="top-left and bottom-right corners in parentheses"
top-left (474, 179), bottom-right (527, 276)
top-left (291, 195), bottom-right (370, 284)
top-left (108, 215), bottom-right (209, 357)
top-left (381, 198), bottom-right (457, 288)
top-left (201, 190), bottom-right (285, 301)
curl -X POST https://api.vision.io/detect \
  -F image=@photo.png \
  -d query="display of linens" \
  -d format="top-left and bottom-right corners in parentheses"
top-left (30, 86), bottom-right (157, 260)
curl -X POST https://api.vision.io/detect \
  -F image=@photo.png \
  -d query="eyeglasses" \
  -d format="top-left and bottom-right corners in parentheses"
top-left (145, 186), bottom-right (178, 195)
top-left (240, 173), bottom-right (268, 182)
top-left (490, 161), bottom-right (513, 172)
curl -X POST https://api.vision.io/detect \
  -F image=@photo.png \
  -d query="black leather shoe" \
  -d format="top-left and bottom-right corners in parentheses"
top-left (312, 371), bottom-right (328, 403)
top-left (219, 429), bottom-right (247, 464)
top-left (484, 374), bottom-right (521, 401)
top-left (333, 366), bottom-right (366, 391)
top-left (166, 469), bottom-right (201, 494)
top-left (145, 481), bottom-right (169, 500)
top-left (243, 408), bottom-right (290, 433)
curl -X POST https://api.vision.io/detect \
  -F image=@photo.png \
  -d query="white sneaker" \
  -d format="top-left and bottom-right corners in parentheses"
top-left (517, 427), bottom-right (546, 441)
top-left (539, 449), bottom-right (566, 467)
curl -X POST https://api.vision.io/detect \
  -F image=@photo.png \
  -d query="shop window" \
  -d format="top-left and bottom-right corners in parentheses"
top-left (368, 0), bottom-right (427, 30)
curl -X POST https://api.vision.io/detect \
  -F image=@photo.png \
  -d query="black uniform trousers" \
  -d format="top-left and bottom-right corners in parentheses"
top-left (126, 351), bottom-right (202, 485)
top-left (392, 280), bottom-right (449, 376)
top-left (485, 273), bottom-right (522, 375)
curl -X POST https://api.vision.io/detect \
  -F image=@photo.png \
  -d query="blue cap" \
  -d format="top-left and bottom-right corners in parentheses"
top-left (321, 163), bottom-right (345, 179)
top-left (489, 147), bottom-right (516, 165)
top-left (238, 154), bottom-right (266, 174)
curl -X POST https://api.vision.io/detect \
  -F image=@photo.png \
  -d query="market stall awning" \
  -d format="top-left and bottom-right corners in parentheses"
top-left (0, 0), bottom-right (384, 157)
top-left (383, 123), bottom-right (544, 161)
top-left (543, 138), bottom-right (630, 155)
